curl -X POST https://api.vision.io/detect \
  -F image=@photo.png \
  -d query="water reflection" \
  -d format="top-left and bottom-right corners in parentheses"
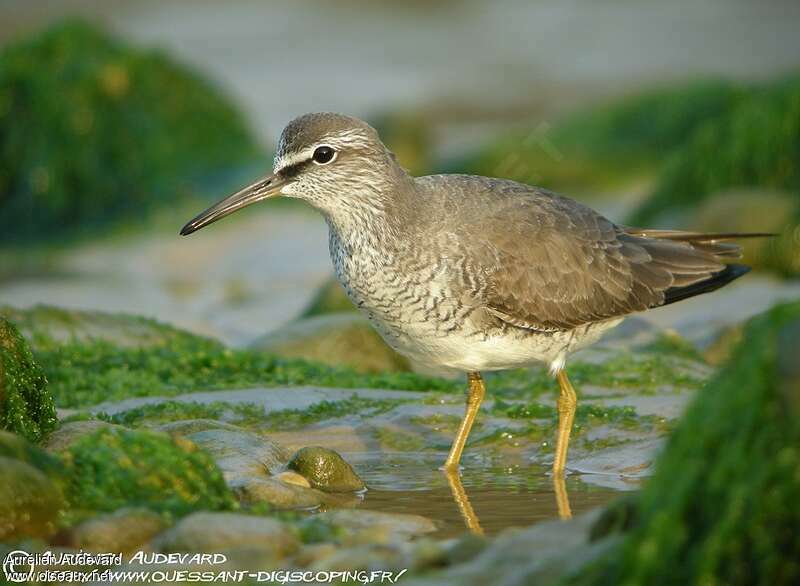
top-left (351, 453), bottom-right (621, 537)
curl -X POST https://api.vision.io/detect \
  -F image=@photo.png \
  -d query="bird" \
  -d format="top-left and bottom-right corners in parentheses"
top-left (181, 112), bottom-right (768, 481)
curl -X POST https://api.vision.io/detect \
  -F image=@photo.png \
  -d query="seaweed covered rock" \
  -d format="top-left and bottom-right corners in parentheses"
top-left (61, 427), bottom-right (236, 515)
top-left (1, 304), bottom-right (220, 351)
top-left (0, 457), bottom-right (64, 540)
top-left (580, 301), bottom-right (800, 585)
top-left (287, 446), bottom-right (365, 493)
top-left (0, 317), bottom-right (57, 442)
top-left (250, 313), bottom-right (411, 374)
top-left (454, 79), bottom-right (743, 192)
top-left (630, 75), bottom-right (800, 275)
top-left (0, 20), bottom-right (260, 243)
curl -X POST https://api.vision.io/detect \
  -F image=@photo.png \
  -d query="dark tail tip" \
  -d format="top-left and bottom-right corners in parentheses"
top-left (663, 264), bottom-right (751, 306)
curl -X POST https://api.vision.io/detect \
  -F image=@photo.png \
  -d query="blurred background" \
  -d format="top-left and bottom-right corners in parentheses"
top-left (1, 0), bottom-right (799, 348)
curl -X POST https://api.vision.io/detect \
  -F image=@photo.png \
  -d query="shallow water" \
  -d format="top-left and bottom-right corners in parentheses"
top-left (336, 453), bottom-right (621, 537)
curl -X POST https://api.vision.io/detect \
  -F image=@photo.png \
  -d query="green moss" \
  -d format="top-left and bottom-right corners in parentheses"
top-left (577, 301), bottom-right (800, 585)
top-left (91, 400), bottom-right (267, 428)
top-left (260, 395), bottom-right (403, 430)
top-left (62, 427), bottom-right (236, 516)
top-left (630, 75), bottom-right (800, 227)
top-left (33, 334), bottom-right (457, 408)
top-left (452, 79), bottom-right (744, 192)
top-left (0, 20), bottom-right (260, 244)
top-left (0, 317), bottom-right (57, 442)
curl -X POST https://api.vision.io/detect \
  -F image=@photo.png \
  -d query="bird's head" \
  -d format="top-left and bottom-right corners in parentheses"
top-left (180, 112), bottom-right (404, 236)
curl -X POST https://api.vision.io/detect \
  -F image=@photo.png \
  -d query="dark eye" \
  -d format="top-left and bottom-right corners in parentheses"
top-left (312, 146), bottom-right (336, 165)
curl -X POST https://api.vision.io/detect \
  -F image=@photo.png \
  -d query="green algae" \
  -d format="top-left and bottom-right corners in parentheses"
top-left (0, 20), bottom-right (260, 244)
top-left (34, 336), bottom-right (457, 408)
top-left (0, 317), bottom-right (57, 442)
top-left (453, 79), bottom-right (744, 193)
top-left (575, 301), bottom-right (800, 586)
top-left (260, 395), bottom-right (404, 430)
top-left (62, 427), bottom-right (236, 516)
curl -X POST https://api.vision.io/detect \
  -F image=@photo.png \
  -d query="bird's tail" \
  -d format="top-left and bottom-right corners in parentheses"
top-left (624, 228), bottom-right (775, 307)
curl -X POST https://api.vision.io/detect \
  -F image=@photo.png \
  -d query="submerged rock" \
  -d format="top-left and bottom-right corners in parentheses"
top-left (182, 427), bottom-right (289, 480)
top-left (0, 316), bottom-right (57, 442)
top-left (154, 512), bottom-right (300, 558)
top-left (231, 477), bottom-right (325, 509)
top-left (0, 456), bottom-right (64, 540)
top-left (61, 507), bottom-right (167, 553)
top-left (287, 446), bottom-right (365, 492)
top-left (250, 312), bottom-right (411, 373)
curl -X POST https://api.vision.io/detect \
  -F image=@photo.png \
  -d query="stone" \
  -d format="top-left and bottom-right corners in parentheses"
top-left (316, 510), bottom-right (437, 540)
top-left (183, 427), bottom-right (289, 480)
top-left (44, 420), bottom-right (126, 452)
top-left (0, 456), bottom-right (63, 540)
top-left (249, 312), bottom-right (411, 373)
top-left (276, 470), bottom-right (311, 488)
top-left (0, 429), bottom-right (63, 477)
top-left (61, 508), bottom-right (167, 553)
top-left (230, 477), bottom-right (325, 509)
top-left (154, 512), bottom-right (300, 558)
top-left (287, 446), bottom-right (365, 492)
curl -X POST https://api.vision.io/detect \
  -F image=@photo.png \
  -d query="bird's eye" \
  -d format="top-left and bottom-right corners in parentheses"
top-left (312, 146), bottom-right (336, 165)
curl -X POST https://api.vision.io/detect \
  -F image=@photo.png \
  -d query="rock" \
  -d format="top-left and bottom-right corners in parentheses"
top-left (154, 512), bottom-right (300, 558)
top-left (690, 189), bottom-right (800, 276)
top-left (404, 511), bottom-right (606, 586)
top-left (61, 508), bottom-right (167, 553)
top-left (287, 446), bottom-right (365, 492)
top-left (572, 301), bottom-right (800, 585)
top-left (309, 543), bottom-right (410, 572)
top-left (0, 429), bottom-right (63, 477)
top-left (157, 418), bottom-right (245, 436)
top-left (183, 427), bottom-right (289, 480)
top-left (276, 470), bottom-right (311, 488)
top-left (61, 427), bottom-right (236, 515)
top-left (249, 312), bottom-right (411, 373)
top-left (0, 456), bottom-right (64, 540)
top-left (231, 477), bottom-right (325, 509)
top-left (0, 316), bottom-right (57, 442)
top-left (301, 277), bottom-right (357, 317)
top-left (0, 304), bottom-right (220, 351)
top-left (44, 420), bottom-right (126, 452)
top-left (316, 510), bottom-right (437, 540)
top-left (702, 323), bottom-right (744, 366)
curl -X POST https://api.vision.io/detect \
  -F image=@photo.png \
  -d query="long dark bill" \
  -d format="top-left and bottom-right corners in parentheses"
top-left (180, 174), bottom-right (288, 236)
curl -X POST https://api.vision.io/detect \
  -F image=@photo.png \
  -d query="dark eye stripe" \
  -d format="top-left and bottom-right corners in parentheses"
top-left (278, 158), bottom-right (312, 179)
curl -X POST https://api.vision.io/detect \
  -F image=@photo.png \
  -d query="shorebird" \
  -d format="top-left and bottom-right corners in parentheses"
top-left (181, 112), bottom-right (764, 482)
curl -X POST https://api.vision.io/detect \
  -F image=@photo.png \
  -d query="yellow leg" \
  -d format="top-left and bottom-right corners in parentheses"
top-left (443, 468), bottom-right (484, 535)
top-left (553, 369), bottom-right (577, 476)
top-left (553, 472), bottom-right (573, 520)
top-left (443, 371), bottom-right (485, 471)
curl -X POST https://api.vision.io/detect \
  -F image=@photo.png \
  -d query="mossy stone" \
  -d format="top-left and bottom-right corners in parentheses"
top-left (0, 20), bottom-right (260, 243)
top-left (1, 304), bottom-right (220, 352)
top-left (0, 456), bottom-right (64, 540)
top-left (0, 429), bottom-right (63, 479)
top-left (287, 446), bottom-right (365, 493)
top-left (575, 301), bottom-right (800, 585)
top-left (250, 313), bottom-right (411, 374)
top-left (61, 427), bottom-right (236, 515)
top-left (0, 316), bottom-right (57, 442)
